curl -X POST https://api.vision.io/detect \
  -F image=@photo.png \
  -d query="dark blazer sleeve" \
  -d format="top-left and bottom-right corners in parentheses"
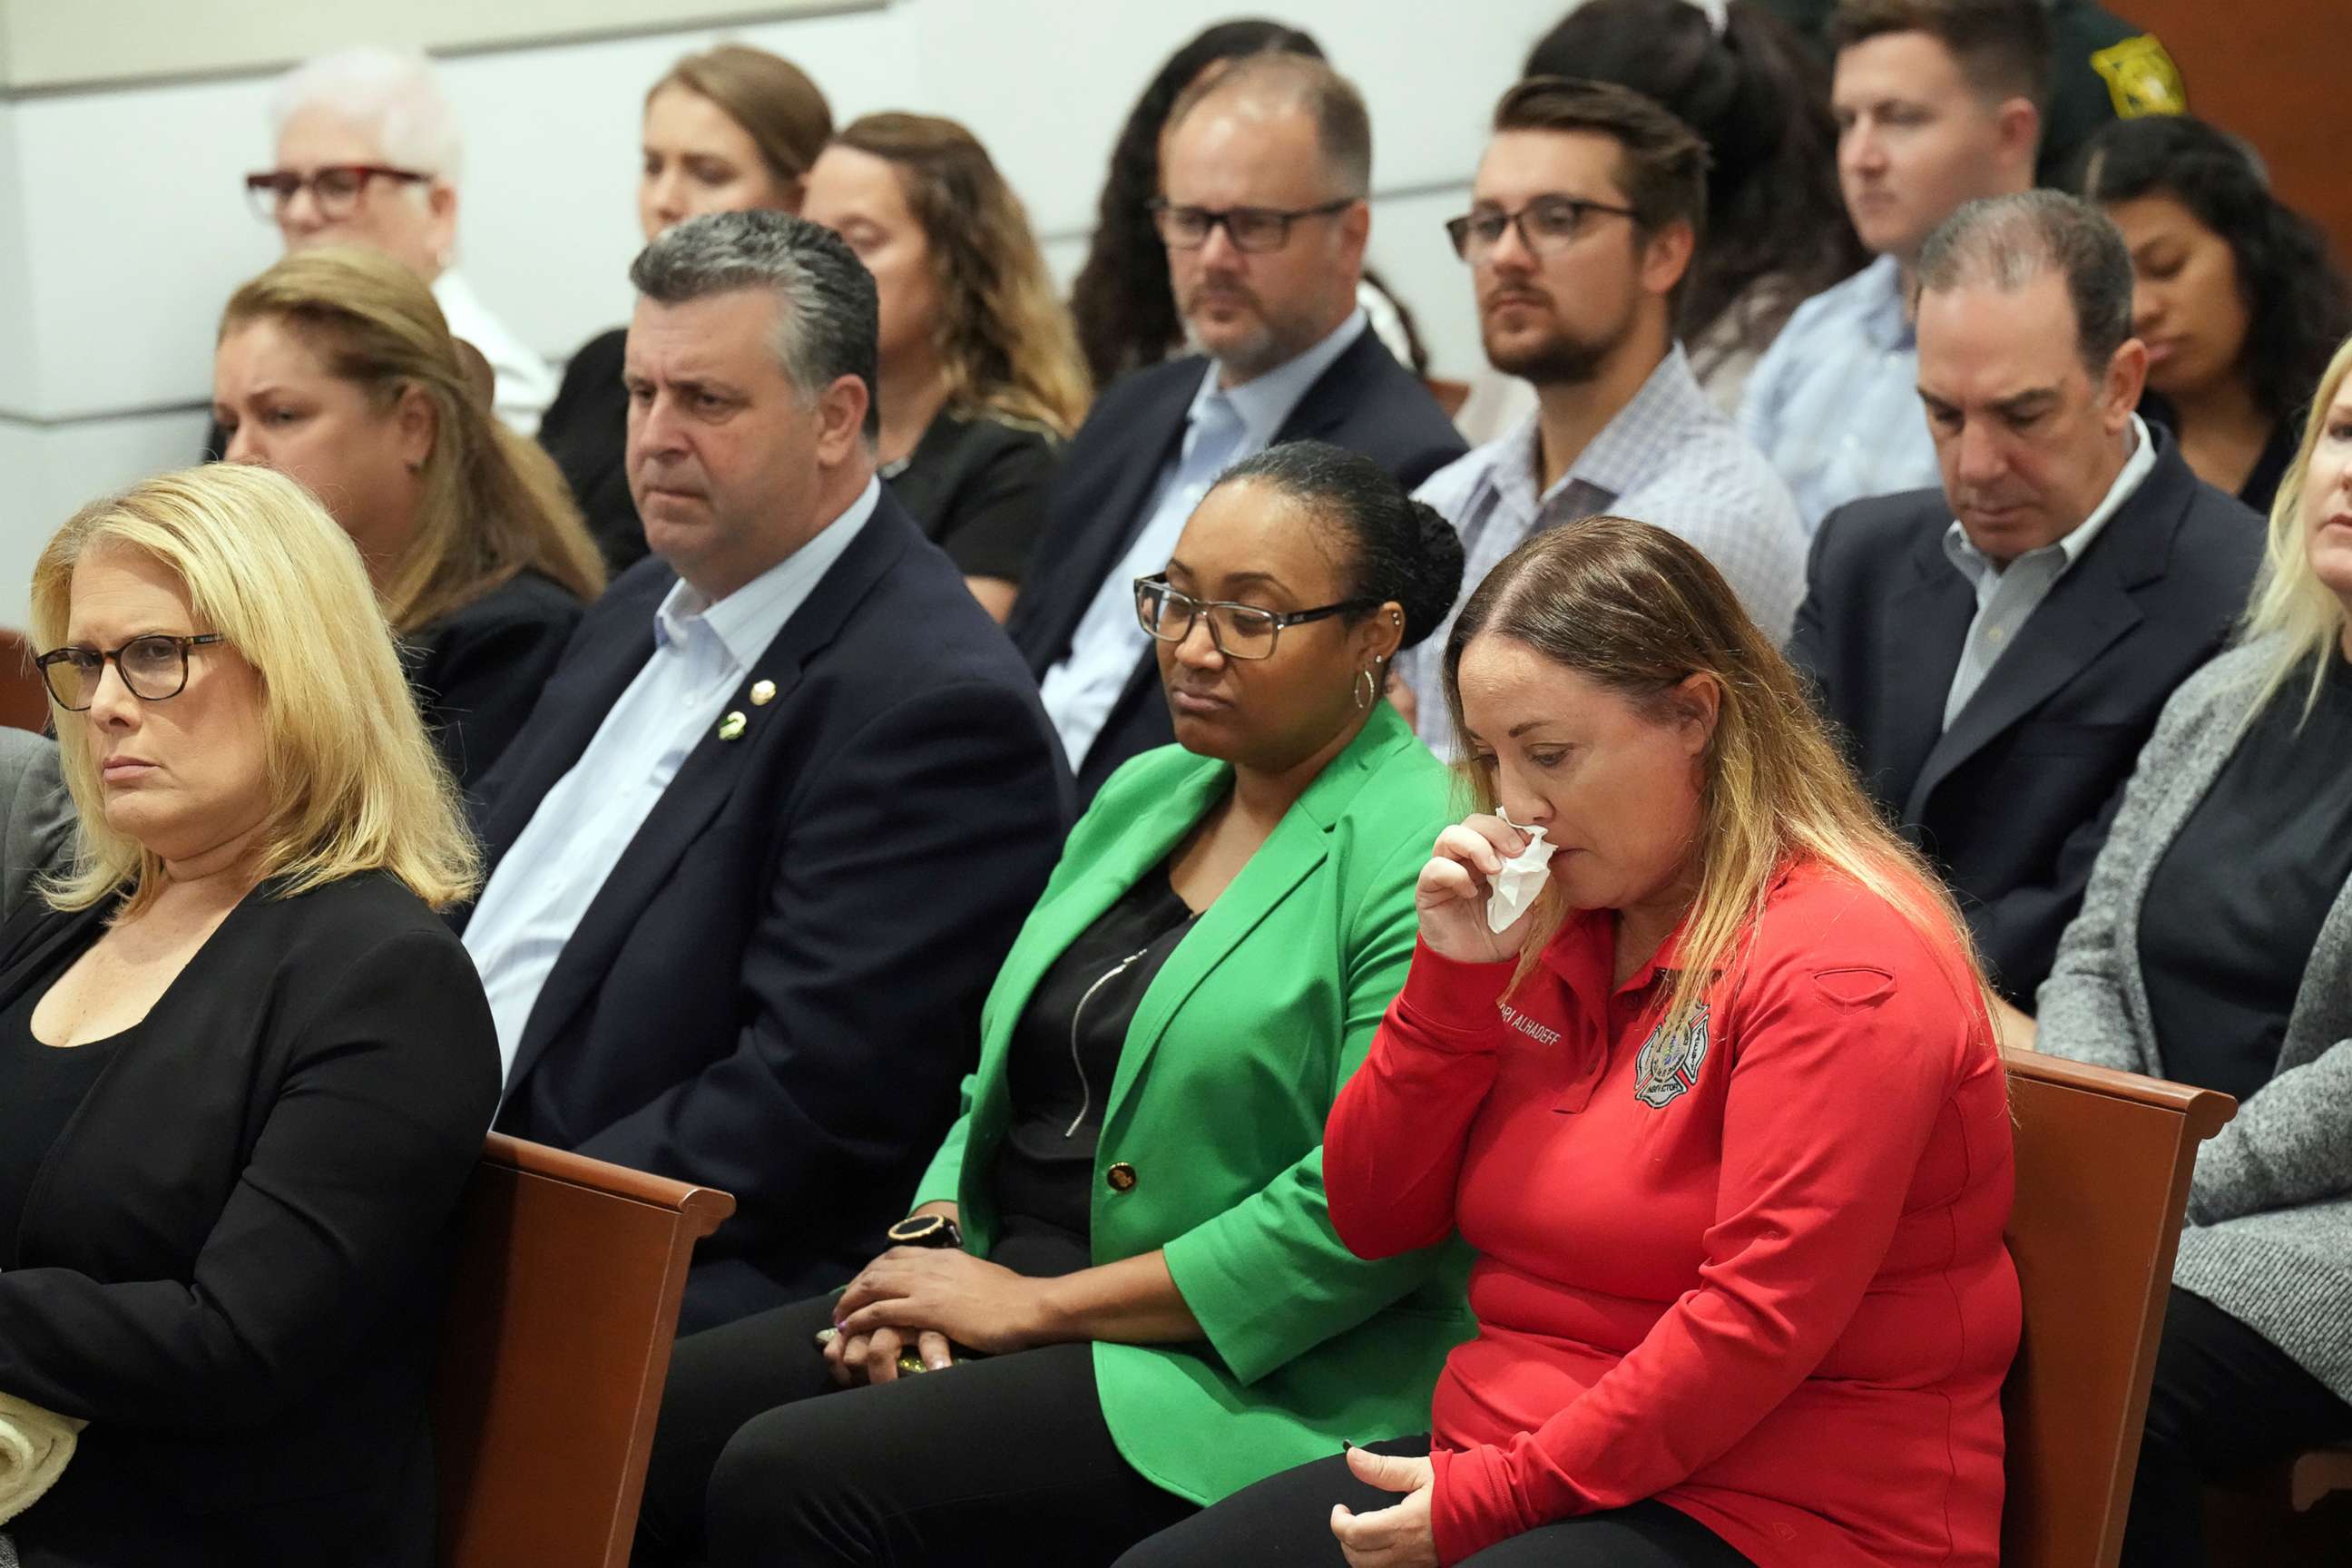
top-left (568, 674), bottom-right (1067, 1259)
top-left (0, 926), bottom-right (499, 1429)
top-left (409, 576), bottom-right (585, 796)
top-left (1967, 770), bottom-right (2136, 999)
top-left (1785, 505), bottom-right (1847, 699)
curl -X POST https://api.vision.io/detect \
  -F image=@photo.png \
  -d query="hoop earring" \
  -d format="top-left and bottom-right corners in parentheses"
top-left (1355, 667), bottom-right (1377, 711)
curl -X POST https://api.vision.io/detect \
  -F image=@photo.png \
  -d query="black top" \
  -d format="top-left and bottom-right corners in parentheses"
top-left (2139, 650), bottom-right (2352, 1102)
top-left (537, 327), bottom-right (645, 575)
top-left (881, 409), bottom-right (1060, 584)
top-left (2140, 392), bottom-right (2298, 514)
top-left (0, 873), bottom-right (498, 1566)
top-left (0, 940), bottom-right (127, 1271)
top-left (404, 567), bottom-right (583, 798)
top-left (993, 861), bottom-right (1198, 1250)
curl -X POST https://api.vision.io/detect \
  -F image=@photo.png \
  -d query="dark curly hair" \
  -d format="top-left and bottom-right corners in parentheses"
top-left (1068, 20), bottom-right (1323, 389)
top-left (2077, 113), bottom-right (2352, 429)
top-left (1524, 0), bottom-right (1864, 370)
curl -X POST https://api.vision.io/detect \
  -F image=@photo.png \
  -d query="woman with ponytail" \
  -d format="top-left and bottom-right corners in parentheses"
top-left (632, 440), bottom-right (1476, 1568)
top-left (213, 245), bottom-right (604, 792)
top-left (1122, 518), bottom-right (2017, 1568)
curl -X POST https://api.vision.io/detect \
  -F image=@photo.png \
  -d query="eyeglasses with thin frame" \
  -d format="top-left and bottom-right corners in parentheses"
top-left (243, 164), bottom-right (431, 224)
top-left (1133, 575), bottom-right (1376, 662)
top-left (1445, 195), bottom-right (1641, 262)
top-left (1148, 198), bottom-right (1354, 253)
top-left (36, 633), bottom-right (226, 711)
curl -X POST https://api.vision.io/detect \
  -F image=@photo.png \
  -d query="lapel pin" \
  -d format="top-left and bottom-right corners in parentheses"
top-left (718, 710), bottom-right (748, 741)
top-left (750, 679), bottom-right (777, 706)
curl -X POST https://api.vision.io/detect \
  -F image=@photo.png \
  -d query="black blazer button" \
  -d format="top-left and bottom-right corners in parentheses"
top-left (1105, 1162), bottom-right (1138, 1193)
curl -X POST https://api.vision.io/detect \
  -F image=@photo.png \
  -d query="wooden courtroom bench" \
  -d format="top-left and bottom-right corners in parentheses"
top-left (1999, 1049), bottom-right (2234, 1568)
top-left (433, 1134), bottom-right (734, 1568)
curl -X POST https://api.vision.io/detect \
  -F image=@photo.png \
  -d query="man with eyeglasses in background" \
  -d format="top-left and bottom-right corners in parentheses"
top-left (1010, 52), bottom-right (1464, 803)
top-left (230, 46), bottom-right (554, 436)
top-left (1392, 77), bottom-right (1804, 751)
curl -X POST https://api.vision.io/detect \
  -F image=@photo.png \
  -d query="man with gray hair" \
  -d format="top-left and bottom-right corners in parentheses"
top-left (458, 211), bottom-right (1069, 1330)
top-left (1790, 190), bottom-right (2260, 1014)
top-left (1011, 51), bottom-right (1465, 801)
top-left (240, 46), bottom-right (554, 432)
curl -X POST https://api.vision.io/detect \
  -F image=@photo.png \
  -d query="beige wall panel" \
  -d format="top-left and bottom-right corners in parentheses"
top-left (0, 0), bottom-right (864, 92)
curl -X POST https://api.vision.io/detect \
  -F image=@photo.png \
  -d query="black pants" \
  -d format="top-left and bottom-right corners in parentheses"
top-left (1112, 1437), bottom-right (1756, 1568)
top-left (2121, 1287), bottom-right (2352, 1567)
top-left (633, 1290), bottom-right (1193, 1566)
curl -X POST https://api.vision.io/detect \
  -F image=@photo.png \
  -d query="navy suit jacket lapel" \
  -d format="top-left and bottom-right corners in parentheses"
top-left (505, 499), bottom-right (919, 1093)
top-left (1877, 521), bottom-right (1975, 807)
top-left (1903, 450), bottom-right (2189, 819)
top-left (1027, 374), bottom-right (1196, 671)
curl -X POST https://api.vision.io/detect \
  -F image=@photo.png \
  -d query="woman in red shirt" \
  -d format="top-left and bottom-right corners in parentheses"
top-left (1117, 519), bottom-right (2019, 1568)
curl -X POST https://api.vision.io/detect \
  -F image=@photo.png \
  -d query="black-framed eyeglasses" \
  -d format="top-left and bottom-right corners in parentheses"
top-left (1445, 195), bottom-right (1641, 261)
top-left (1148, 198), bottom-right (1354, 253)
top-left (243, 163), bottom-right (431, 223)
top-left (35, 633), bottom-right (225, 711)
top-left (1134, 576), bottom-right (1376, 662)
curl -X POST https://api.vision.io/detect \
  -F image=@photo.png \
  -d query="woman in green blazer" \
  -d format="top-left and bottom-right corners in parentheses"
top-left (632, 442), bottom-right (1474, 1567)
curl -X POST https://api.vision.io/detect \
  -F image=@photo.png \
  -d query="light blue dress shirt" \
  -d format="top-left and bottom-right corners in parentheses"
top-left (1940, 416), bottom-right (2156, 728)
top-left (1037, 309), bottom-right (1371, 768)
top-left (463, 478), bottom-right (883, 1081)
top-left (1740, 256), bottom-right (1941, 534)
top-left (1398, 345), bottom-right (1808, 752)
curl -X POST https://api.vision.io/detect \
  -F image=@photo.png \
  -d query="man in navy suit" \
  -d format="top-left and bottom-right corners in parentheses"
top-left (1010, 52), bottom-right (1465, 802)
top-left (1789, 192), bottom-right (2259, 1014)
top-left (459, 211), bottom-right (1070, 1331)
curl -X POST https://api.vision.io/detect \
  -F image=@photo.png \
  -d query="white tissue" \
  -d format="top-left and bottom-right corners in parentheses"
top-left (1485, 824), bottom-right (1558, 934)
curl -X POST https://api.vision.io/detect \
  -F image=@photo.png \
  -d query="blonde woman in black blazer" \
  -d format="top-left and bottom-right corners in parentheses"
top-left (0, 465), bottom-right (497, 1567)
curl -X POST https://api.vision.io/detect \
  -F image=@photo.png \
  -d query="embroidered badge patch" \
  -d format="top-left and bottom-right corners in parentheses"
top-left (1632, 1004), bottom-right (1711, 1109)
top-left (2090, 35), bottom-right (2187, 119)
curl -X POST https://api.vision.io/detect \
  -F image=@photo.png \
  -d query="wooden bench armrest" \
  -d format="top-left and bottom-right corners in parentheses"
top-left (2001, 1049), bottom-right (2238, 1141)
top-left (477, 1132), bottom-right (735, 1239)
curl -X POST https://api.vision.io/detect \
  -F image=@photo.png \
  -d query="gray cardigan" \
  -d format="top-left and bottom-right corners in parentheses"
top-left (2036, 637), bottom-right (2352, 1406)
top-left (0, 729), bottom-right (70, 919)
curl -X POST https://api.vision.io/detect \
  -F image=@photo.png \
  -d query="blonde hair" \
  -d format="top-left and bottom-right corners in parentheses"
top-left (2241, 330), bottom-right (2352, 721)
top-left (220, 246), bottom-right (605, 634)
top-left (833, 113), bottom-right (1093, 437)
top-left (1443, 517), bottom-right (1992, 1042)
top-left (33, 465), bottom-right (480, 916)
top-left (651, 44), bottom-right (833, 205)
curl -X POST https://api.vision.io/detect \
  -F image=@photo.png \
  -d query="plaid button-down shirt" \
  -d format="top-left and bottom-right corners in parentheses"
top-left (1398, 344), bottom-right (1807, 754)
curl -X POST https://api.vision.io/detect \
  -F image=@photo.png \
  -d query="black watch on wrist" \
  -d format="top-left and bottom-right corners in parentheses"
top-left (887, 1213), bottom-right (964, 1250)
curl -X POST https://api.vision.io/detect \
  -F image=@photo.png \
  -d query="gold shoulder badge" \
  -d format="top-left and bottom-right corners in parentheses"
top-left (2091, 35), bottom-right (2187, 119)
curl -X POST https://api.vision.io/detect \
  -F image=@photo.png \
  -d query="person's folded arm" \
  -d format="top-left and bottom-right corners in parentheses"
top-left (1324, 936), bottom-right (1511, 1262)
top-left (573, 681), bottom-right (1067, 1257)
top-left (2189, 1035), bottom-right (2352, 1222)
top-left (1428, 952), bottom-right (1968, 1563)
top-left (0, 930), bottom-right (499, 1430)
top-left (1161, 836), bottom-right (1466, 1384)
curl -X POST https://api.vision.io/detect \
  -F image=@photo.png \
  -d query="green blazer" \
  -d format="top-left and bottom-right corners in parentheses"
top-left (913, 702), bottom-right (1474, 1504)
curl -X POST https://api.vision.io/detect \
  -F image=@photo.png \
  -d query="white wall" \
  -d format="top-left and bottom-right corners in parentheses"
top-left (0, 0), bottom-right (1563, 625)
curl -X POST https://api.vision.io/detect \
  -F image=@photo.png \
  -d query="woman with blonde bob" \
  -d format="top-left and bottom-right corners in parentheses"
top-left (802, 112), bottom-right (1091, 618)
top-left (0, 464), bottom-right (500, 1567)
top-left (214, 245), bottom-right (604, 791)
top-left (1122, 520), bottom-right (2019, 1568)
top-left (2031, 335), bottom-right (2352, 1566)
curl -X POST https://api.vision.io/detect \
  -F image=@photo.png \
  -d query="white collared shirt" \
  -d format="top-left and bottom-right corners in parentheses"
top-left (463, 478), bottom-right (883, 1079)
top-left (432, 269), bottom-right (557, 437)
top-left (1940, 416), bottom-right (2157, 728)
top-left (1036, 309), bottom-right (1371, 768)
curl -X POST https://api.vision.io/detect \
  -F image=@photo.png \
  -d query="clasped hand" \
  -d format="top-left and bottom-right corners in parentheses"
top-left (1330, 1446), bottom-right (1439, 1568)
top-left (823, 1246), bottom-right (1050, 1387)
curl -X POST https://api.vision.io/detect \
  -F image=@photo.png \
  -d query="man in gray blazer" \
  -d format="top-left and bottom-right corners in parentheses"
top-left (1788, 191), bottom-right (2261, 1008)
top-left (0, 729), bottom-right (72, 918)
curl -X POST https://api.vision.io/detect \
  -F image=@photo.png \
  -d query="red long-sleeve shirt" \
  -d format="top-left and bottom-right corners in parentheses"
top-left (1326, 861), bottom-right (2019, 1567)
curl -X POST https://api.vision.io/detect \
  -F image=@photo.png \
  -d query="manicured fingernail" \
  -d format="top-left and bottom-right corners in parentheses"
top-left (1342, 1440), bottom-right (1355, 1452)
